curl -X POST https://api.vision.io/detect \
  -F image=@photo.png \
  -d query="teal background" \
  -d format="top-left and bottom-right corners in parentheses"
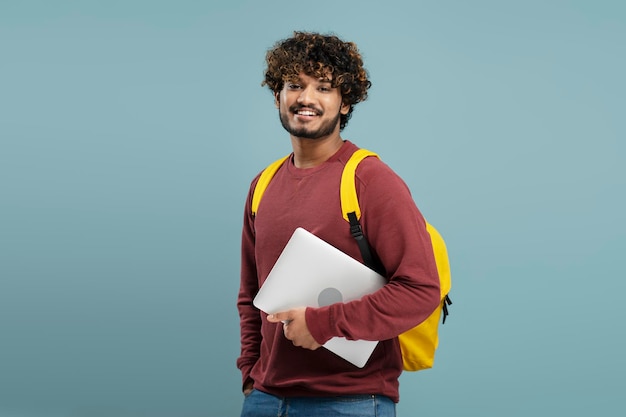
top-left (1, 1), bottom-right (624, 416)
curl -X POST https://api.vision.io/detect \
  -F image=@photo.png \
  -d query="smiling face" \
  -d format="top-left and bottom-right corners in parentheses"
top-left (276, 73), bottom-right (350, 140)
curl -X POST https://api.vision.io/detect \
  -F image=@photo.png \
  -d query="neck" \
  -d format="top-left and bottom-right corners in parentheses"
top-left (290, 135), bottom-right (344, 169)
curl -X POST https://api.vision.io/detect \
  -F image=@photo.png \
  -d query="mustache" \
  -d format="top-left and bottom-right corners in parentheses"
top-left (289, 104), bottom-right (323, 115)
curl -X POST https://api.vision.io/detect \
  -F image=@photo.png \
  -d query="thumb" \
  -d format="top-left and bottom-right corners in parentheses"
top-left (267, 311), bottom-right (291, 323)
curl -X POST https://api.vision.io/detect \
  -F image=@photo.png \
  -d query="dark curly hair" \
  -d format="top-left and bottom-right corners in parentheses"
top-left (262, 31), bottom-right (372, 130)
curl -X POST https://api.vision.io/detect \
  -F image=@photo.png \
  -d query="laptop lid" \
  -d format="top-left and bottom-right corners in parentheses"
top-left (253, 227), bottom-right (386, 368)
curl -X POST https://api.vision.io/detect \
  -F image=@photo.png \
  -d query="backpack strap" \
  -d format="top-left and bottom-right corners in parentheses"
top-left (340, 149), bottom-right (383, 273)
top-left (253, 148), bottom-right (378, 218)
top-left (340, 149), bottom-right (379, 221)
top-left (342, 149), bottom-right (452, 323)
top-left (251, 155), bottom-right (290, 216)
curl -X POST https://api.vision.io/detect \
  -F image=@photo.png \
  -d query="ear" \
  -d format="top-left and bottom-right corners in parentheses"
top-left (340, 101), bottom-right (350, 115)
top-left (274, 91), bottom-right (280, 108)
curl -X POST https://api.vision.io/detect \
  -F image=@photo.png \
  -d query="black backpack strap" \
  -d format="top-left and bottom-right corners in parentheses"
top-left (442, 295), bottom-right (453, 324)
top-left (347, 211), bottom-right (384, 275)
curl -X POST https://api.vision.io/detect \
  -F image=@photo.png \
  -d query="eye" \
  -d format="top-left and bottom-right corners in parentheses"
top-left (287, 83), bottom-right (301, 90)
top-left (318, 86), bottom-right (331, 92)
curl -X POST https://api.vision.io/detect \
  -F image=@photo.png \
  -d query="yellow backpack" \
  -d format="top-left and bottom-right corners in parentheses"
top-left (251, 148), bottom-right (452, 372)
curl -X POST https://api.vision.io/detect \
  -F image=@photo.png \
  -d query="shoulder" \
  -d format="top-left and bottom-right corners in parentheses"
top-left (354, 153), bottom-right (410, 194)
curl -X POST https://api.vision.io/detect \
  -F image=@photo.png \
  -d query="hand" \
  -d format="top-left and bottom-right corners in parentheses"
top-left (243, 381), bottom-right (254, 396)
top-left (267, 307), bottom-right (322, 350)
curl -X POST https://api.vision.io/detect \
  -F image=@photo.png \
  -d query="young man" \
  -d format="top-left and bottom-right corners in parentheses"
top-left (237, 31), bottom-right (440, 416)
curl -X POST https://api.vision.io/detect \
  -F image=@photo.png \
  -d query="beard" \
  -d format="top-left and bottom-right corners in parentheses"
top-left (279, 104), bottom-right (341, 139)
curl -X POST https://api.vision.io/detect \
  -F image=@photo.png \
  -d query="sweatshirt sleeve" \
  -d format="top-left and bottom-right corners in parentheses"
top-left (305, 158), bottom-right (441, 343)
top-left (235, 179), bottom-right (262, 388)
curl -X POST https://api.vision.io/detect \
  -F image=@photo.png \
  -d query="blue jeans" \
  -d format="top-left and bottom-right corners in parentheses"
top-left (240, 389), bottom-right (396, 417)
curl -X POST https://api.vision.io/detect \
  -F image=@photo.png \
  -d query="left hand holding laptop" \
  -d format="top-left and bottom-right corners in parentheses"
top-left (267, 307), bottom-right (322, 350)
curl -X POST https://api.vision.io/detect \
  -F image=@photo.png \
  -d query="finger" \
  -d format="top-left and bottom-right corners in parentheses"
top-left (267, 312), bottom-right (290, 323)
top-left (266, 313), bottom-right (281, 322)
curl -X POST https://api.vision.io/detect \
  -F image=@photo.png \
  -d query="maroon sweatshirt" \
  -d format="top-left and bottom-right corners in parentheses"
top-left (237, 141), bottom-right (440, 403)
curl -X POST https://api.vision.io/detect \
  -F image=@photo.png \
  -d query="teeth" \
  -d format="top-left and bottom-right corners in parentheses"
top-left (298, 110), bottom-right (317, 116)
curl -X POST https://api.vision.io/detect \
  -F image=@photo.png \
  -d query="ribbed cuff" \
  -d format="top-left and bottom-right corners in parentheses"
top-left (305, 306), bottom-right (334, 344)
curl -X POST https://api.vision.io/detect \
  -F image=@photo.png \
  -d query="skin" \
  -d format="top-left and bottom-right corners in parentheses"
top-left (243, 72), bottom-right (350, 396)
top-left (275, 72), bottom-right (350, 169)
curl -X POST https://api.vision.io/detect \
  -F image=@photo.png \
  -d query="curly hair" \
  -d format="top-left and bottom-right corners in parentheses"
top-left (262, 31), bottom-right (372, 130)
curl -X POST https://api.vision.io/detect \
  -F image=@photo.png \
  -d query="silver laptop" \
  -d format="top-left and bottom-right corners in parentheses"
top-left (253, 227), bottom-right (386, 368)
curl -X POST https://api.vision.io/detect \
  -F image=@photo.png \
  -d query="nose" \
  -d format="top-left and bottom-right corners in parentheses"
top-left (297, 85), bottom-right (315, 105)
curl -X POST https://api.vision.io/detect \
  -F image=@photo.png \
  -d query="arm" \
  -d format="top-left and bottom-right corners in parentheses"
top-left (236, 185), bottom-right (262, 391)
top-left (305, 158), bottom-right (441, 343)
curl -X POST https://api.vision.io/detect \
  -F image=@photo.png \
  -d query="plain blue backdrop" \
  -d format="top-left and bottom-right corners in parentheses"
top-left (1, 1), bottom-right (624, 416)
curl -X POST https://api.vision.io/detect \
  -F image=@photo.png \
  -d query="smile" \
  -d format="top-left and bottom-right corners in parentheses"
top-left (291, 106), bottom-right (322, 117)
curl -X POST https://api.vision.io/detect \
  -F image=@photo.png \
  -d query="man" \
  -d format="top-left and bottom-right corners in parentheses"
top-left (237, 31), bottom-right (440, 416)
